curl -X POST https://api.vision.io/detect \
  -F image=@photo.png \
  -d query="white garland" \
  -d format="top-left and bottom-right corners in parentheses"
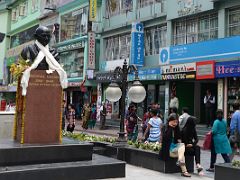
top-left (21, 40), bottom-right (68, 96)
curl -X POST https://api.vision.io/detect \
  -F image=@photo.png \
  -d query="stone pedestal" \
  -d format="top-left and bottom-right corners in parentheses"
top-left (15, 70), bottom-right (62, 144)
top-left (0, 112), bottom-right (15, 139)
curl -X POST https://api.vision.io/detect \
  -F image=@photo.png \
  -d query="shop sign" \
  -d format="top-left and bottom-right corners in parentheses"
top-left (0, 86), bottom-right (8, 92)
top-left (96, 72), bottom-right (122, 83)
top-left (130, 22), bottom-right (144, 67)
top-left (161, 63), bottom-right (196, 80)
top-left (196, 60), bottom-right (215, 79)
top-left (128, 68), bottom-right (161, 81)
top-left (103, 59), bottom-right (129, 71)
top-left (57, 42), bottom-right (84, 52)
top-left (89, 0), bottom-right (97, 21)
top-left (88, 32), bottom-right (96, 69)
top-left (215, 60), bottom-right (240, 78)
top-left (168, 36), bottom-right (240, 64)
top-left (6, 41), bottom-right (34, 58)
top-left (68, 82), bottom-right (81, 87)
top-left (167, 0), bottom-right (214, 20)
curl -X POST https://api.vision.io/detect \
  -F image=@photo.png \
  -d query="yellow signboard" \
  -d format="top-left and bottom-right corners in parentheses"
top-left (89, 0), bottom-right (97, 21)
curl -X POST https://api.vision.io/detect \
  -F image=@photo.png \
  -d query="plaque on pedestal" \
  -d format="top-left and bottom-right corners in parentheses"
top-left (14, 70), bottom-right (62, 144)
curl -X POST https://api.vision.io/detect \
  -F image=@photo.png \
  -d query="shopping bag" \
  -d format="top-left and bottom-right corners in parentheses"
top-left (203, 131), bottom-right (212, 150)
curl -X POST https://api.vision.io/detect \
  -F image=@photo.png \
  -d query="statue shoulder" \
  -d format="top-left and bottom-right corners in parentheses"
top-left (21, 44), bottom-right (38, 61)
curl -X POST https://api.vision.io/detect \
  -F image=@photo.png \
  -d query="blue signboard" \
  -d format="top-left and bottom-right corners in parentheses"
top-left (130, 22), bottom-right (144, 67)
top-left (168, 36), bottom-right (240, 64)
top-left (215, 60), bottom-right (240, 78)
top-left (128, 68), bottom-right (161, 81)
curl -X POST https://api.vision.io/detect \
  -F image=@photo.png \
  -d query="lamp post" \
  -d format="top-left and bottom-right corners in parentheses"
top-left (105, 59), bottom-right (146, 146)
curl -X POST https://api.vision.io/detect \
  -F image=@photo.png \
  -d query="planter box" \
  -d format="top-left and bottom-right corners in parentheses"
top-left (91, 142), bottom-right (194, 173)
top-left (215, 163), bottom-right (240, 180)
top-left (123, 147), bottom-right (194, 173)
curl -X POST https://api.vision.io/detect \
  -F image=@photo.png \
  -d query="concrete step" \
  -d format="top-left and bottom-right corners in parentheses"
top-left (0, 139), bottom-right (92, 166)
top-left (0, 154), bottom-right (125, 180)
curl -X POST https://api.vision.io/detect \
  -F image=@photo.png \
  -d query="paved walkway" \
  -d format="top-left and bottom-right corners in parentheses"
top-left (106, 164), bottom-right (213, 180)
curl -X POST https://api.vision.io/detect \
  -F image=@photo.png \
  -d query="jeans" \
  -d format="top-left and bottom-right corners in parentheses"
top-left (210, 139), bottom-right (231, 168)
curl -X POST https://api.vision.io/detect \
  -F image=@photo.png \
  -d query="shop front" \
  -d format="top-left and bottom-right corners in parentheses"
top-left (215, 60), bottom-right (240, 122)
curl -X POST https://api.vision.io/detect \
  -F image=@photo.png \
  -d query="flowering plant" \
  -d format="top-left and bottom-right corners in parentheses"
top-left (10, 57), bottom-right (31, 80)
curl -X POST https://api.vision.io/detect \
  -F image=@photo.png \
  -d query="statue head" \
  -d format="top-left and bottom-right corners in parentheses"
top-left (34, 26), bottom-right (51, 46)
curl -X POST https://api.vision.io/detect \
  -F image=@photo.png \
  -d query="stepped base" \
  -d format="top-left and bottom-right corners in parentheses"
top-left (0, 154), bottom-right (125, 180)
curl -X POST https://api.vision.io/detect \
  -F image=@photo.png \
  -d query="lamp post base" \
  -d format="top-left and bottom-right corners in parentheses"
top-left (113, 132), bottom-right (127, 147)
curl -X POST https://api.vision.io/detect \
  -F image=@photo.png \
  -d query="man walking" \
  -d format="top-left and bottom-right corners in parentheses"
top-left (100, 102), bottom-right (106, 130)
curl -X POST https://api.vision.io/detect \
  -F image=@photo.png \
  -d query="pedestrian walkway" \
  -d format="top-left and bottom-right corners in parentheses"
top-left (106, 164), bottom-right (213, 180)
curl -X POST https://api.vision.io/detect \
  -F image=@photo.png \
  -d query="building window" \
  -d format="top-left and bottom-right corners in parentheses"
top-left (106, 0), bottom-right (133, 17)
top-left (138, 0), bottom-right (166, 10)
top-left (173, 13), bottom-right (218, 45)
top-left (228, 7), bottom-right (240, 36)
top-left (60, 7), bottom-right (88, 41)
top-left (60, 49), bottom-right (84, 78)
top-left (19, 2), bottom-right (28, 17)
top-left (10, 25), bottom-right (38, 48)
top-left (105, 33), bottom-right (131, 61)
top-left (31, 0), bottom-right (38, 12)
top-left (145, 25), bottom-right (167, 56)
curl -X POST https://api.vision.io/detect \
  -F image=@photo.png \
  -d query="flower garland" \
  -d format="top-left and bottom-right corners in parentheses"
top-left (59, 91), bottom-right (64, 143)
top-left (20, 96), bottom-right (26, 144)
top-left (10, 57), bottom-right (31, 81)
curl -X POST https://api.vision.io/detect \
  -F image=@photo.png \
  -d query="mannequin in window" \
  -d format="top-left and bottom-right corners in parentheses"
top-left (20, 26), bottom-right (59, 70)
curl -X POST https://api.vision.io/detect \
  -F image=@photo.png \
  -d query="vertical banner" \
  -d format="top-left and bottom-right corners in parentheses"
top-left (130, 22), bottom-right (144, 67)
top-left (88, 32), bottom-right (96, 69)
top-left (89, 0), bottom-right (97, 21)
top-left (96, 83), bottom-right (102, 122)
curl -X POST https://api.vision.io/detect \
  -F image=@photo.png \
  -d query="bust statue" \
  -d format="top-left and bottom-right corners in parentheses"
top-left (21, 26), bottom-right (59, 70)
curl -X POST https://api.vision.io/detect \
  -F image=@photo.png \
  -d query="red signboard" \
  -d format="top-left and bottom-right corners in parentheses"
top-left (196, 60), bottom-right (215, 80)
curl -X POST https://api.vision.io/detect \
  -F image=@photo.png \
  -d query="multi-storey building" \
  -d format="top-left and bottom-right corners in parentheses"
top-left (97, 0), bottom-right (240, 125)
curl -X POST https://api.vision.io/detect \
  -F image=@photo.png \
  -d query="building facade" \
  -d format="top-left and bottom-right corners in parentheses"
top-left (97, 0), bottom-right (240, 124)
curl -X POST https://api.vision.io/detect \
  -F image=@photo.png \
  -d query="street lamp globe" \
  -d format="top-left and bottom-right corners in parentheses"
top-left (128, 80), bottom-right (146, 103)
top-left (106, 83), bottom-right (122, 102)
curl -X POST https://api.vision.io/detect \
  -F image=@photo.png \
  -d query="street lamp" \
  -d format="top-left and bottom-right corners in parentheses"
top-left (106, 59), bottom-right (146, 146)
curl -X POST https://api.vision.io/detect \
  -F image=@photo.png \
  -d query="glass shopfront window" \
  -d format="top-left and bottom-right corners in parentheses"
top-left (145, 25), bottom-right (167, 56)
top-left (228, 7), bottom-right (240, 36)
top-left (105, 33), bottom-right (131, 61)
top-left (59, 49), bottom-right (84, 78)
top-left (173, 13), bottom-right (218, 45)
top-left (60, 7), bottom-right (88, 41)
top-left (106, 0), bottom-right (133, 17)
top-left (228, 77), bottom-right (240, 119)
top-left (10, 25), bottom-right (38, 48)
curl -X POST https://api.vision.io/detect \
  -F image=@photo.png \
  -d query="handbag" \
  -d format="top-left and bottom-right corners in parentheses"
top-left (203, 131), bottom-right (212, 150)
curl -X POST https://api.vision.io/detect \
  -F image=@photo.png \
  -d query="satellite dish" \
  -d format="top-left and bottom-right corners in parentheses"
top-left (0, 32), bottom-right (5, 43)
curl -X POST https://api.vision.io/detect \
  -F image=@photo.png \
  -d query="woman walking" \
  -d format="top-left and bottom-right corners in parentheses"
top-left (206, 110), bottom-right (232, 172)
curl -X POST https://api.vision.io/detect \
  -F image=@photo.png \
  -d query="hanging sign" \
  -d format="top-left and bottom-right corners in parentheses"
top-left (89, 0), bottom-right (97, 21)
top-left (130, 22), bottom-right (144, 67)
top-left (88, 32), bottom-right (96, 69)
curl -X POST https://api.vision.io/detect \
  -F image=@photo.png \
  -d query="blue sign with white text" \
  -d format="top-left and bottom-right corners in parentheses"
top-left (169, 36), bottom-right (240, 64)
top-left (131, 22), bottom-right (144, 67)
top-left (128, 68), bottom-right (161, 81)
top-left (215, 60), bottom-right (240, 78)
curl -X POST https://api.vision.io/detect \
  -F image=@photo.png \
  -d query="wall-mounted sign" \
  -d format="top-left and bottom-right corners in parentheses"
top-left (88, 32), bottom-right (96, 69)
top-left (57, 41), bottom-right (84, 52)
top-left (68, 82), bottom-right (81, 87)
top-left (167, 36), bottom-right (240, 64)
top-left (102, 59), bottom-right (129, 71)
top-left (167, 0), bottom-right (214, 20)
top-left (96, 72), bottom-right (122, 83)
top-left (89, 0), bottom-right (97, 21)
top-left (159, 47), bottom-right (170, 65)
top-left (128, 67), bottom-right (161, 81)
top-left (130, 22), bottom-right (144, 67)
top-left (161, 63), bottom-right (196, 80)
top-left (215, 60), bottom-right (240, 78)
top-left (196, 60), bottom-right (215, 79)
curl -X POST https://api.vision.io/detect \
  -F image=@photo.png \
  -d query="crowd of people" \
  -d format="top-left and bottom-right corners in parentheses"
top-left (124, 101), bottom-right (240, 177)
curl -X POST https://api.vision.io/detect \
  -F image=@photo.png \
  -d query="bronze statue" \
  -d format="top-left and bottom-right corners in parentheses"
top-left (21, 26), bottom-right (59, 70)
